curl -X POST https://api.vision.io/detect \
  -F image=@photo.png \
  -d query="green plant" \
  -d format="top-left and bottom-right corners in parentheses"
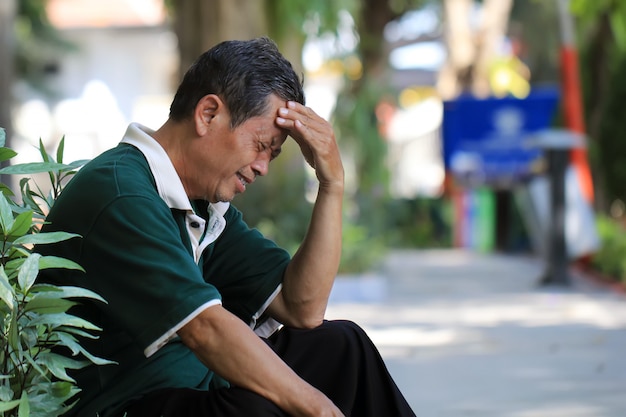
top-left (591, 214), bottom-right (626, 284)
top-left (0, 128), bottom-right (113, 417)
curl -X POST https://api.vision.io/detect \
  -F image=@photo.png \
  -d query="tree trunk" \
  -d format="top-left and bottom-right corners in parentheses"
top-left (437, 0), bottom-right (476, 99)
top-left (585, 11), bottom-right (617, 212)
top-left (172, 0), bottom-right (269, 78)
top-left (358, 0), bottom-right (400, 85)
top-left (472, 0), bottom-right (514, 96)
top-left (437, 0), bottom-right (513, 99)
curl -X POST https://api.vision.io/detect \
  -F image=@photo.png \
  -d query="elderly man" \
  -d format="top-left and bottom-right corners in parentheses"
top-left (38, 37), bottom-right (415, 417)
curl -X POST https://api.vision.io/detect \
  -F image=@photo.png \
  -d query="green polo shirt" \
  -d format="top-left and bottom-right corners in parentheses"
top-left (37, 123), bottom-right (290, 417)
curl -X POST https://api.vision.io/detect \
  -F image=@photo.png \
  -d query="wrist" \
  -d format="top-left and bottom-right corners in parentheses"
top-left (318, 179), bottom-right (344, 195)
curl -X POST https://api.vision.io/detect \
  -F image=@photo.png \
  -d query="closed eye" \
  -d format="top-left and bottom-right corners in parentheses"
top-left (270, 148), bottom-right (281, 160)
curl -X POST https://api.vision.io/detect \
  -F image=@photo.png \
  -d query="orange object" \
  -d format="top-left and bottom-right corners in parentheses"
top-left (560, 46), bottom-right (594, 203)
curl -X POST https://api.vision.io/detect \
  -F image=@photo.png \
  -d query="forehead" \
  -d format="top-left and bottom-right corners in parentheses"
top-left (238, 95), bottom-right (288, 144)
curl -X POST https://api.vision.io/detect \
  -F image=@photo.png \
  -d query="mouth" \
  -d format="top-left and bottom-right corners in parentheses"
top-left (236, 173), bottom-right (251, 192)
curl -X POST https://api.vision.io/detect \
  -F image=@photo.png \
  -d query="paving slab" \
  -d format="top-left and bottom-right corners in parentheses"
top-left (327, 249), bottom-right (626, 417)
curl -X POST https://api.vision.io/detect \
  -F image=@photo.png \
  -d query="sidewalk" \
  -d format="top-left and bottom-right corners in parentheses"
top-left (327, 249), bottom-right (626, 417)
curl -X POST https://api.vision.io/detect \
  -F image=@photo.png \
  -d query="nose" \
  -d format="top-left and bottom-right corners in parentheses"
top-left (251, 155), bottom-right (269, 177)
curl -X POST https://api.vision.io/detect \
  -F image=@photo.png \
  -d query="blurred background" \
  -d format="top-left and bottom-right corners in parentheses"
top-left (1, 0), bottom-right (626, 281)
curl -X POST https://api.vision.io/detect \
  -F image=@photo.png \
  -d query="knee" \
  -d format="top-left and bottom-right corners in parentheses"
top-left (318, 319), bottom-right (372, 346)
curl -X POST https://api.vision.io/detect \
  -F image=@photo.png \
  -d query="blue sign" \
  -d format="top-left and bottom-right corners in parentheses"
top-left (442, 87), bottom-right (560, 186)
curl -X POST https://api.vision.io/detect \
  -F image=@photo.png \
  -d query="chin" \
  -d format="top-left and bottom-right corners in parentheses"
top-left (214, 193), bottom-right (235, 203)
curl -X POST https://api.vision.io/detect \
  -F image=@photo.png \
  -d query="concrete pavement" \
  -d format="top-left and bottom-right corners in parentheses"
top-left (326, 249), bottom-right (626, 417)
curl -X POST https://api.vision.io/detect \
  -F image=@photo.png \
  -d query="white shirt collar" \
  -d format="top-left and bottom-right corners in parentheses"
top-left (119, 123), bottom-right (230, 216)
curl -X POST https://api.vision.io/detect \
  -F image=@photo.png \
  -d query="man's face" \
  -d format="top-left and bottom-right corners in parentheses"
top-left (195, 94), bottom-right (288, 203)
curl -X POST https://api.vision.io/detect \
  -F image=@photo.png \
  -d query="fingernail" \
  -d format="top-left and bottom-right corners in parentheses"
top-left (277, 117), bottom-right (286, 124)
top-left (279, 108), bottom-right (288, 116)
top-left (288, 101), bottom-right (296, 108)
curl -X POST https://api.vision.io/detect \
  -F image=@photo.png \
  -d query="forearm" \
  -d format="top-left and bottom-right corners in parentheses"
top-left (179, 305), bottom-right (340, 416)
top-left (279, 183), bottom-right (343, 327)
top-left (272, 100), bottom-right (345, 328)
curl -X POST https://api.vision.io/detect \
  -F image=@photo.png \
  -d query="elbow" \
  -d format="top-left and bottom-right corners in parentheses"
top-left (282, 311), bottom-right (325, 330)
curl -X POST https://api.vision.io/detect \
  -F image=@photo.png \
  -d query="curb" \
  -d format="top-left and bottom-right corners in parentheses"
top-left (573, 260), bottom-right (626, 296)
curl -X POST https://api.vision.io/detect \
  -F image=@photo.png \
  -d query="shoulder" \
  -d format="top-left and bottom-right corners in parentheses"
top-left (65, 144), bottom-right (156, 201)
top-left (44, 145), bottom-right (163, 231)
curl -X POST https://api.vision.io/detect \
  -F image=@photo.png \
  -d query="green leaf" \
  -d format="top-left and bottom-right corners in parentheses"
top-left (0, 267), bottom-right (14, 310)
top-left (0, 147), bottom-right (17, 163)
top-left (14, 231), bottom-right (81, 246)
top-left (0, 399), bottom-right (20, 412)
top-left (56, 136), bottom-right (65, 164)
top-left (0, 162), bottom-right (69, 175)
top-left (28, 313), bottom-right (102, 331)
top-left (53, 286), bottom-right (105, 303)
top-left (18, 253), bottom-right (41, 293)
top-left (18, 390), bottom-right (30, 417)
top-left (8, 211), bottom-right (34, 240)
top-left (38, 138), bottom-right (51, 163)
top-left (0, 385), bottom-right (14, 401)
top-left (20, 326), bottom-right (38, 349)
top-left (54, 327), bottom-right (99, 340)
top-left (55, 332), bottom-right (115, 366)
top-left (26, 384), bottom-right (81, 416)
top-left (28, 283), bottom-right (63, 294)
top-left (50, 381), bottom-right (75, 399)
top-left (25, 297), bottom-right (77, 314)
top-left (0, 194), bottom-right (14, 235)
top-left (23, 350), bottom-right (51, 379)
top-left (39, 352), bottom-right (87, 382)
top-left (9, 308), bottom-right (19, 351)
top-left (38, 256), bottom-right (85, 272)
top-left (0, 182), bottom-right (15, 198)
top-left (63, 159), bottom-right (89, 171)
top-left (19, 179), bottom-right (45, 215)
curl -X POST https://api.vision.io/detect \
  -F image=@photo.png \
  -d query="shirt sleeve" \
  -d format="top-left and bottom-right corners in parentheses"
top-left (81, 194), bottom-right (222, 356)
top-left (201, 205), bottom-right (290, 328)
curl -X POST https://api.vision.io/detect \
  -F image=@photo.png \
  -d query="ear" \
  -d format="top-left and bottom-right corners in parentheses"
top-left (194, 94), bottom-right (224, 136)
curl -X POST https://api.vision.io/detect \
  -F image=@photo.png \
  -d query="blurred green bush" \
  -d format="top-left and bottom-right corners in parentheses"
top-left (590, 214), bottom-right (626, 285)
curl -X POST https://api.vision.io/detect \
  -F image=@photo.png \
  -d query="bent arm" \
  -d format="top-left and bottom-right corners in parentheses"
top-left (270, 102), bottom-right (344, 328)
top-left (178, 304), bottom-right (343, 417)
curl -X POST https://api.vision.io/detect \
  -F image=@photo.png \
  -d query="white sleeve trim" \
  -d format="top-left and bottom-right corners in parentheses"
top-left (251, 284), bottom-right (283, 338)
top-left (144, 299), bottom-right (222, 358)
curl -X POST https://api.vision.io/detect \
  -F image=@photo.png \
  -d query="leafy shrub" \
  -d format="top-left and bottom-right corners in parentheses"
top-left (0, 129), bottom-right (112, 417)
top-left (590, 214), bottom-right (626, 284)
top-left (338, 222), bottom-right (386, 274)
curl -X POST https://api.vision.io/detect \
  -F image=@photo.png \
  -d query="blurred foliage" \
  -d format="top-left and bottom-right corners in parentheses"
top-left (571, 0), bottom-right (626, 51)
top-left (15, 0), bottom-right (75, 95)
top-left (232, 0), bottom-right (448, 273)
top-left (265, 0), bottom-right (357, 41)
top-left (335, 79), bottom-right (391, 206)
top-left (591, 214), bottom-right (626, 285)
top-left (572, 0), bottom-right (626, 211)
top-left (384, 198), bottom-right (451, 248)
top-left (592, 53), bottom-right (626, 205)
top-left (509, 0), bottom-right (561, 84)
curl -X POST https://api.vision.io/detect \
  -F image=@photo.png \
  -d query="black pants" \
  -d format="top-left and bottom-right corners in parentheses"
top-left (122, 320), bottom-right (416, 417)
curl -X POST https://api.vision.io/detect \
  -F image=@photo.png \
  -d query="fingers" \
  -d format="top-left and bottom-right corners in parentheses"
top-left (276, 101), bottom-right (343, 185)
top-left (277, 103), bottom-right (313, 137)
top-left (276, 102), bottom-right (323, 167)
top-left (276, 102), bottom-right (334, 146)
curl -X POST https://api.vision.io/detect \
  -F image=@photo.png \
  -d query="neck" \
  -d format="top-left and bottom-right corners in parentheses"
top-left (152, 119), bottom-right (195, 197)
